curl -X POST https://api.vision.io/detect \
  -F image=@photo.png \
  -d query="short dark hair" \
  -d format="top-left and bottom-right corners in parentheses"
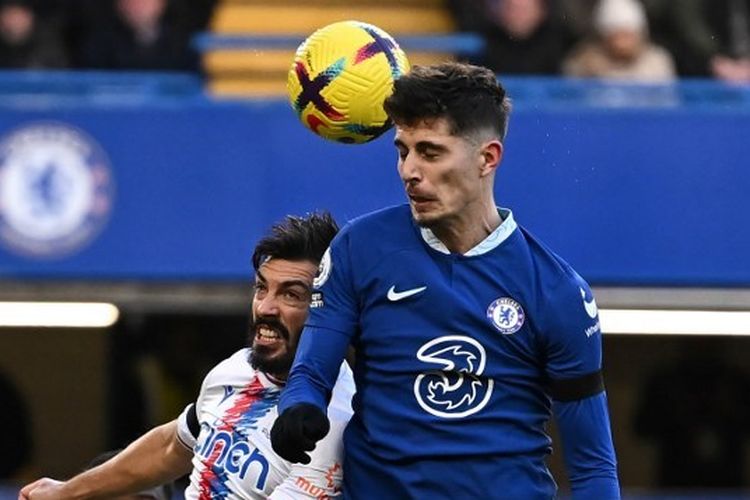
top-left (251, 212), bottom-right (339, 271)
top-left (383, 62), bottom-right (511, 141)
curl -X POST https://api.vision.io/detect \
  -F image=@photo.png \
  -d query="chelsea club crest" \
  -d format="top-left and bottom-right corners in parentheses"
top-left (0, 123), bottom-right (114, 258)
top-left (487, 297), bottom-right (525, 335)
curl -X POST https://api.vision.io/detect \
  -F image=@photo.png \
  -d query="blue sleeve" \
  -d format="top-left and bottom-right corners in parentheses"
top-left (279, 229), bottom-right (359, 414)
top-left (543, 277), bottom-right (602, 380)
top-left (542, 272), bottom-right (620, 498)
top-left (554, 393), bottom-right (620, 499)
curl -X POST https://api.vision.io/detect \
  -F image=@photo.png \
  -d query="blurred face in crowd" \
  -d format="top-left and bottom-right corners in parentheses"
top-left (603, 29), bottom-right (644, 61)
top-left (249, 258), bottom-right (317, 379)
top-left (496, 0), bottom-right (547, 39)
top-left (117, 0), bottom-right (166, 28)
top-left (0, 4), bottom-right (34, 44)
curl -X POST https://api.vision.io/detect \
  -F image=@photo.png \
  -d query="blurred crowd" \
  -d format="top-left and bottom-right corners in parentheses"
top-left (2, 0), bottom-right (750, 82)
top-left (452, 0), bottom-right (750, 83)
top-left (0, 0), bottom-right (215, 71)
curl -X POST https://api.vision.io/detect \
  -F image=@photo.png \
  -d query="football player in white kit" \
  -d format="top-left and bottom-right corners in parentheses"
top-left (20, 213), bottom-right (354, 500)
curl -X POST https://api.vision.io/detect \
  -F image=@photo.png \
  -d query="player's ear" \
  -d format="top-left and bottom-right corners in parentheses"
top-left (479, 140), bottom-right (503, 177)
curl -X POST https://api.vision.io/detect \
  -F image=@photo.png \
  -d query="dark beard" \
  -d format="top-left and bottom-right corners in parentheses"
top-left (247, 316), bottom-right (294, 376)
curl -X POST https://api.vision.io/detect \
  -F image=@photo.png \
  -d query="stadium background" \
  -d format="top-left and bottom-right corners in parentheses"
top-left (1, 0), bottom-right (750, 498)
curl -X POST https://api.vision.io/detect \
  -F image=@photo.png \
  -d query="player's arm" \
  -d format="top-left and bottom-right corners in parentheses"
top-left (545, 279), bottom-right (620, 499)
top-left (552, 386), bottom-right (619, 499)
top-left (272, 233), bottom-right (358, 464)
top-left (19, 418), bottom-right (192, 500)
top-left (268, 408), bottom-right (348, 499)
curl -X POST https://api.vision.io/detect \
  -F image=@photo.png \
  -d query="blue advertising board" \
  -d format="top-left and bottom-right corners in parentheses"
top-left (0, 74), bottom-right (748, 286)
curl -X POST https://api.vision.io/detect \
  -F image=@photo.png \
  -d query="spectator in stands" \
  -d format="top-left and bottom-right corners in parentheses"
top-left (563, 0), bottom-right (675, 82)
top-left (450, 0), bottom-right (574, 75)
top-left (169, 0), bottom-right (216, 34)
top-left (0, 0), bottom-right (67, 68)
top-left (558, 0), bottom-right (599, 40)
top-left (78, 0), bottom-right (197, 72)
top-left (654, 0), bottom-right (750, 81)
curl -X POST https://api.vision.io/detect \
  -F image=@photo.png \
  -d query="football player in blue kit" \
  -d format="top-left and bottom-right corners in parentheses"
top-left (271, 62), bottom-right (620, 499)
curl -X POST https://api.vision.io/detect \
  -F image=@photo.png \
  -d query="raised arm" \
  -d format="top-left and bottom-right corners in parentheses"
top-left (272, 233), bottom-right (359, 464)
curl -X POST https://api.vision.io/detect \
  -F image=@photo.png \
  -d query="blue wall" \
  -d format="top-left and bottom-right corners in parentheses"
top-left (0, 74), bottom-right (748, 286)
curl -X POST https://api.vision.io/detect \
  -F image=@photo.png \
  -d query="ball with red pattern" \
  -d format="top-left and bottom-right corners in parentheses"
top-left (288, 21), bottom-right (410, 144)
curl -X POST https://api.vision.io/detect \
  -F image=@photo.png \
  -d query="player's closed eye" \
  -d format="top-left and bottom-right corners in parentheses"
top-left (254, 282), bottom-right (268, 298)
top-left (281, 289), bottom-right (310, 306)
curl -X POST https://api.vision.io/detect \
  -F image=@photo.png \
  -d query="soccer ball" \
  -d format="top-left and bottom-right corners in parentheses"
top-left (288, 20), bottom-right (410, 144)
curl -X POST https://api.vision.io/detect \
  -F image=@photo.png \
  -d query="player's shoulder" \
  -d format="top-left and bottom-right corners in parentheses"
top-left (517, 228), bottom-right (599, 333)
top-left (202, 348), bottom-right (253, 386)
top-left (340, 204), bottom-right (413, 240)
top-left (328, 204), bottom-right (418, 270)
top-left (516, 226), bottom-right (584, 290)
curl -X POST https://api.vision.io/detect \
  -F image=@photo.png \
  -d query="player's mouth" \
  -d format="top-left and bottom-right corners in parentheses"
top-left (408, 194), bottom-right (436, 211)
top-left (253, 320), bottom-right (289, 348)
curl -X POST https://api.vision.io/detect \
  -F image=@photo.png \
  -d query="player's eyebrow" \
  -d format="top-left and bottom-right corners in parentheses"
top-left (279, 280), bottom-right (313, 293)
top-left (415, 141), bottom-right (447, 153)
top-left (393, 138), bottom-right (447, 152)
top-left (255, 270), bottom-right (312, 293)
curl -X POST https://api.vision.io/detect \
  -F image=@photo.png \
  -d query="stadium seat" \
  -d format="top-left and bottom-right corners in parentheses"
top-left (199, 0), bottom-right (477, 97)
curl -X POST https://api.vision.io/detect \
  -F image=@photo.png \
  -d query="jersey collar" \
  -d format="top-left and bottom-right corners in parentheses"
top-left (419, 208), bottom-right (517, 256)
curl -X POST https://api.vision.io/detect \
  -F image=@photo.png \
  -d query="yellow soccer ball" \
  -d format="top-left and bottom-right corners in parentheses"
top-left (288, 21), bottom-right (410, 144)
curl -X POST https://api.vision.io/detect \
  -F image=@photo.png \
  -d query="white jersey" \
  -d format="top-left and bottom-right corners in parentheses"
top-left (177, 349), bottom-right (354, 499)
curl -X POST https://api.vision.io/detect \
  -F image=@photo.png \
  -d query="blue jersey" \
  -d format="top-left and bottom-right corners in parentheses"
top-left (282, 205), bottom-right (619, 499)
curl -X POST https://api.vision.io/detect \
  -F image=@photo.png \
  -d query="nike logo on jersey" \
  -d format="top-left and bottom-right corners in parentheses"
top-left (387, 285), bottom-right (427, 301)
top-left (580, 287), bottom-right (598, 319)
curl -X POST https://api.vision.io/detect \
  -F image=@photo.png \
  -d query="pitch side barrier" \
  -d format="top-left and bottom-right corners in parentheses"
top-left (0, 72), bottom-right (748, 287)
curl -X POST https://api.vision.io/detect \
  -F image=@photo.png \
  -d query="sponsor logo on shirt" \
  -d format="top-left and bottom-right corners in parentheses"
top-left (585, 321), bottom-right (601, 338)
top-left (311, 292), bottom-right (324, 308)
top-left (414, 335), bottom-right (494, 418)
top-left (196, 376), bottom-right (278, 496)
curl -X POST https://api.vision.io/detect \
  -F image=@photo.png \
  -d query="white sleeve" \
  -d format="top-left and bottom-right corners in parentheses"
top-left (176, 403), bottom-right (198, 451)
top-left (176, 360), bottom-right (218, 451)
top-left (267, 416), bottom-right (346, 499)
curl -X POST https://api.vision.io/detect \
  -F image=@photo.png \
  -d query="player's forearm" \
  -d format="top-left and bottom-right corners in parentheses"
top-left (62, 420), bottom-right (192, 499)
top-left (280, 326), bottom-right (350, 412)
top-left (553, 393), bottom-right (620, 499)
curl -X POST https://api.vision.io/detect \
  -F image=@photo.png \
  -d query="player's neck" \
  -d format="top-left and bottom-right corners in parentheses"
top-left (266, 371), bottom-right (287, 385)
top-left (431, 202), bottom-right (502, 254)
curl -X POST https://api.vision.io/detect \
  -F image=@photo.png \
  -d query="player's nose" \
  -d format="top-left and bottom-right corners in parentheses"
top-left (399, 154), bottom-right (422, 183)
top-left (255, 293), bottom-right (281, 316)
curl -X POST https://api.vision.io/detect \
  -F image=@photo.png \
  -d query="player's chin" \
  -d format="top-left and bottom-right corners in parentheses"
top-left (252, 338), bottom-right (288, 358)
top-left (250, 343), bottom-right (293, 374)
top-left (410, 205), bottom-right (442, 227)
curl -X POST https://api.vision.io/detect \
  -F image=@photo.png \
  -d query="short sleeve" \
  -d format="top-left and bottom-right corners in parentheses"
top-left (176, 403), bottom-right (199, 450)
top-left (176, 360), bottom-right (218, 450)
